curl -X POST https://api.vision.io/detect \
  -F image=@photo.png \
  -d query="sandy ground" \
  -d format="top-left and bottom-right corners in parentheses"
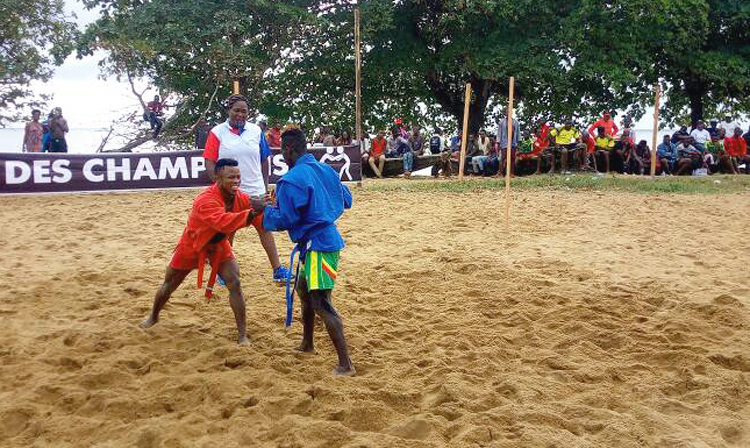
top-left (1, 182), bottom-right (749, 448)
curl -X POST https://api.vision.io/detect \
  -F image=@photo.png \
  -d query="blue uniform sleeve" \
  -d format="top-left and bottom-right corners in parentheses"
top-left (342, 183), bottom-right (352, 209)
top-left (262, 182), bottom-right (308, 232)
top-left (259, 133), bottom-right (271, 162)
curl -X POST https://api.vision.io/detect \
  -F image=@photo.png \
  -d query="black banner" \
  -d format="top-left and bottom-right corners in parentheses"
top-left (0, 146), bottom-right (361, 194)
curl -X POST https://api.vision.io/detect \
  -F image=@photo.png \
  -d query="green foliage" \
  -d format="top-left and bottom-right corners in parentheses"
top-left (365, 174), bottom-right (750, 195)
top-left (0, 0), bottom-right (77, 125)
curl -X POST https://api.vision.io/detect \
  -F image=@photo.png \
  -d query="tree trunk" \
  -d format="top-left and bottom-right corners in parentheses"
top-left (689, 93), bottom-right (704, 128)
top-left (424, 72), bottom-right (496, 135)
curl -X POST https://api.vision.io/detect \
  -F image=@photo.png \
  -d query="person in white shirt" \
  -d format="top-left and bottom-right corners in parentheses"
top-left (689, 120), bottom-right (711, 153)
top-left (718, 116), bottom-right (741, 137)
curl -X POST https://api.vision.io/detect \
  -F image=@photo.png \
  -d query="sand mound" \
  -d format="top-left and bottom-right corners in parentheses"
top-left (1, 185), bottom-right (749, 447)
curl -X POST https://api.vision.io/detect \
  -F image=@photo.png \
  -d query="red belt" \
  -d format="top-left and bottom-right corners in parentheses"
top-left (196, 244), bottom-right (226, 299)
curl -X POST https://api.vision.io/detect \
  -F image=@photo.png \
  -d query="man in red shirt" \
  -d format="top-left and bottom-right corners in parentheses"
top-left (140, 159), bottom-right (263, 345)
top-left (267, 121), bottom-right (282, 147)
top-left (588, 112), bottom-right (619, 137)
top-left (580, 130), bottom-right (597, 171)
top-left (146, 95), bottom-right (165, 138)
top-left (723, 127), bottom-right (749, 174)
top-left (368, 130), bottom-right (387, 178)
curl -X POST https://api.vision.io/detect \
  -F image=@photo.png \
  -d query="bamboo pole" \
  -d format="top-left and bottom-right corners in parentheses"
top-left (233, 80), bottom-right (240, 95)
top-left (354, 6), bottom-right (363, 146)
top-left (651, 85), bottom-right (661, 177)
top-left (504, 77), bottom-right (515, 228)
top-left (458, 83), bottom-right (472, 180)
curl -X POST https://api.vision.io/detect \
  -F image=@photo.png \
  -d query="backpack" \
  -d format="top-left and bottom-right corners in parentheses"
top-left (429, 135), bottom-right (442, 154)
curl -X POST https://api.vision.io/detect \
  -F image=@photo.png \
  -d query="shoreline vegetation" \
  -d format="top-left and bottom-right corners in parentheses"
top-left (364, 174), bottom-right (750, 194)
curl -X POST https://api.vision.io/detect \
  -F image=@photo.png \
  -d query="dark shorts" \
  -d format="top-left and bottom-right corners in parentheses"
top-left (50, 138), bottom-right (68, 153)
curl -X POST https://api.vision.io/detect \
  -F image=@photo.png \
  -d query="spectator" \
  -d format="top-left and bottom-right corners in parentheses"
top-left (450, 130), bottom-right (462, 152)
top-left (743, 125), bottom-right (750, 148)
top-left (194, 118), bottom-right (211, 150)
top-left (322, 128), bottom-right (335, 146)
top-left (22, 109), bottom-right (44, 153)
top-left (464, 134), bottom-right (483, 174)
top-left (267, 121), bottom-right (282, 147)
top-left (580, 130), bottom-right (597, 171)
top-left (497, 115), bottom-right (520, 176)
top-left (594, 127), bottom-right (615, 173)
top-left (588, 112), bottom-right (619, 136)
top-left (531, 121), bottom-right (551, 174)
top-left (432, 135), bottom-right (454, 177)
top-left (704, 129), bottom-right (725, 173)
top-left (689, 120), bottom-right (711, 153)
top-left (707, 120), bottom-right (720, 139)
top-left (628, 140), bottom-right (651, 175)
top-left (387, 128), bottom-right (414, 176)
top-left (41, 111), bottom-right (53, 152)
top-left (673, 137), bottom-right (703, 175)
top-left (723, 127), bottom-right (749, 174)
top-left (368, 130), bottom-right (387, 178)
top-left (49, 107), bottom-right (69, 153)
top-left (621, 114), bottom-right (636, 142)
top-left (336, 130), bottom-right (353, 146)
top-left (146, 95), bottom-right (165, 139)
top-left (718, 115), bottom-right (741, 137)
top-left (657, 134), bottom-right (678, 175)
top-left (612, 134), bottom-right (634, 174)
top-left (671, 126), bottom-right (689, 144)
top-left (428, 128), bottom-right (445, 155)
top-left (549, 120), bottom-right (582, 174)
top-left (471, 130), bottom-right (493, 175)
top-left (408, 126), bottom-right (425, 156)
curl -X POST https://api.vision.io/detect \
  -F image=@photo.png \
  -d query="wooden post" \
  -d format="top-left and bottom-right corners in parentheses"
top-left (233, 80), bottom-right (240, 95)
top-left (651, 85), bottom-right (661, 177)
top-left (504, 77), bottom-right (515, 228)
top-left (458, 83), bottom-right (472, 180)
top-left (354, 6), bottom-right (363, 146)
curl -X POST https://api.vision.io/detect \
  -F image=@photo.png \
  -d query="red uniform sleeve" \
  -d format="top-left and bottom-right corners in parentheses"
top-left (202, 131), bottom-right (220, 161)
top-left (195, 195), bottom-right (252, 234)
top-left (612, 123), bottom-right (620, 135)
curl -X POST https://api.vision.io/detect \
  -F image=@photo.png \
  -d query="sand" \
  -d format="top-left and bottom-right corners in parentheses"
top-left (1, 182), bottom-right (749, 447)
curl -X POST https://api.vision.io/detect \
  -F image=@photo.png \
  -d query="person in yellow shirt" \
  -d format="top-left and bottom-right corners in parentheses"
top-left (594, 127), bottom-right (616, 173)
top-left (548, 120), bottom-right (582, 174)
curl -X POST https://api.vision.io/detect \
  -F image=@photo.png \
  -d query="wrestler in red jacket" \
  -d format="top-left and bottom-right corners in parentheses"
top-left (140, 158), bottom-right (264, 345)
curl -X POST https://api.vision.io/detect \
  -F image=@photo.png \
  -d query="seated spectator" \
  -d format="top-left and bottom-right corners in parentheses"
top-left (428, 128), bottom-right (445, 155)
top-left (671, 126), bottom-right (689, 145)
top-left (368, 131), bottom-right (387, 178)
top-left (621, 128), bottom-right (636, 145)
top-left (580, 130), bottom-right (597, 171)
top-left (611, 134), bottom-right (634, 174)
top-left (432, 134), bottom-right (455, 177)
top-left (704, 129), bottom-right (725, 174)
top-left (594, 127), bottom-right (615, 173)
top-left (515, 134), bottom-right (538, 175)
top-left (450, 130), bottom-right (462, 152)
top-left (387, 128), bottom-right (414, 176)
top-left (463, 134), bottom-right (483, 174)
top-left (471, 132), bottom-right (493, 175)
top-left (707, 120), bottom-right (720, 140)
top-left (657, 134), bottom-right (678, 175)
top-left (477, 130), bottom-right (491, 155)
top-left (690, 120), bottom-right (711, 153)
top-left (588, 112), bottom-right (619, 136)
top-left (548, 120), bottom-right (582, 174)
top-left (723, 127), bottom-right (749, 174)
top-left (673, 138), bottom-right (704, 175)
top-left (628, 140), bottom-right (651, 175)
top-left (408, 126), bottom-right (425, 157)
top-left (336, 130), bottom-right (353, 146)
top-left (315, 127), bottom-right (330, 144)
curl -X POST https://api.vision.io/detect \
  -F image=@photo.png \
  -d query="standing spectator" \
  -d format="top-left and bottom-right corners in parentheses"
top-left (621, 114), bottom-right (636, 143)
top-left (267, 121), bottom-right (282, 147)
top-left (336, 130), bottom-right (352, 146)
top-left (657, 134), bottom-right (678, 175)
top-left (194, 118), bottom-right (211, 149)
top-left (718, 115), bottom-right (741, 137)
top-left (408, 126), bottom-right (425, 156)
top-left (368, 130), bottom-right (387, 178)
top-left (49, 107), bottom-right (69, 153)
top-left (22, 109), bottom-right (44, 153)
top-left (146, 95), bottom-right (165, 139)
top-left (497, 115), bottom-right (520, 176)
top-left (428, 128), bottom-right (445, 155)
top-left (690, 120), bottom-right (711, 153)
top-left (41, 111), bottom-right (53, 152)
top-left (588, 112), bottom-right (619, 136)
top-left (724, 127), bottom-right (749, 174)
top-left (743, 125), bottom-right (750, 148)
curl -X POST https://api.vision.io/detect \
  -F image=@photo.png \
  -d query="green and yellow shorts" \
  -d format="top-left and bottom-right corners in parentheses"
top-left (301, 250), bottom-right (340, 291)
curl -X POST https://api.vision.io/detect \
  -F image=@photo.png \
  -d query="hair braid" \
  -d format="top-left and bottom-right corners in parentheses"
top-left (223, 94), bottom-right (249, 110)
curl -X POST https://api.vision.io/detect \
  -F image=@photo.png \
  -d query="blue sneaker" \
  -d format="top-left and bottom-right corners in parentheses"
top-left (216, 274), bottom-right (226, 287)
top-left (273, 265), bottom-right (290, 284)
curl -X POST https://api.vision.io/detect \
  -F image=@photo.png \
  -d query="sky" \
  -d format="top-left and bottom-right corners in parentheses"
top-left (17, 1), bottom-right (148, 129)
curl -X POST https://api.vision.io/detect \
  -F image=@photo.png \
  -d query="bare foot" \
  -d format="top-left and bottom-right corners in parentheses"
top-left (295, 342), bottom-right (314, 353)
top-left (333, 365), bottom-right (356, 376)
top-left (140, 315), bottom-right (158, 329)
top-left (238, 335), bottom-right (250, 346)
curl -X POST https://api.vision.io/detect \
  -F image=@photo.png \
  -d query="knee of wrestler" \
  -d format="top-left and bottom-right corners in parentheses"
top-left (223, 272), bottom-right (241, 291)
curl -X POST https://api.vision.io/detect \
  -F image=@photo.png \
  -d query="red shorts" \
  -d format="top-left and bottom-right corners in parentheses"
top-left (168, 213), bottom-right (263, 271)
